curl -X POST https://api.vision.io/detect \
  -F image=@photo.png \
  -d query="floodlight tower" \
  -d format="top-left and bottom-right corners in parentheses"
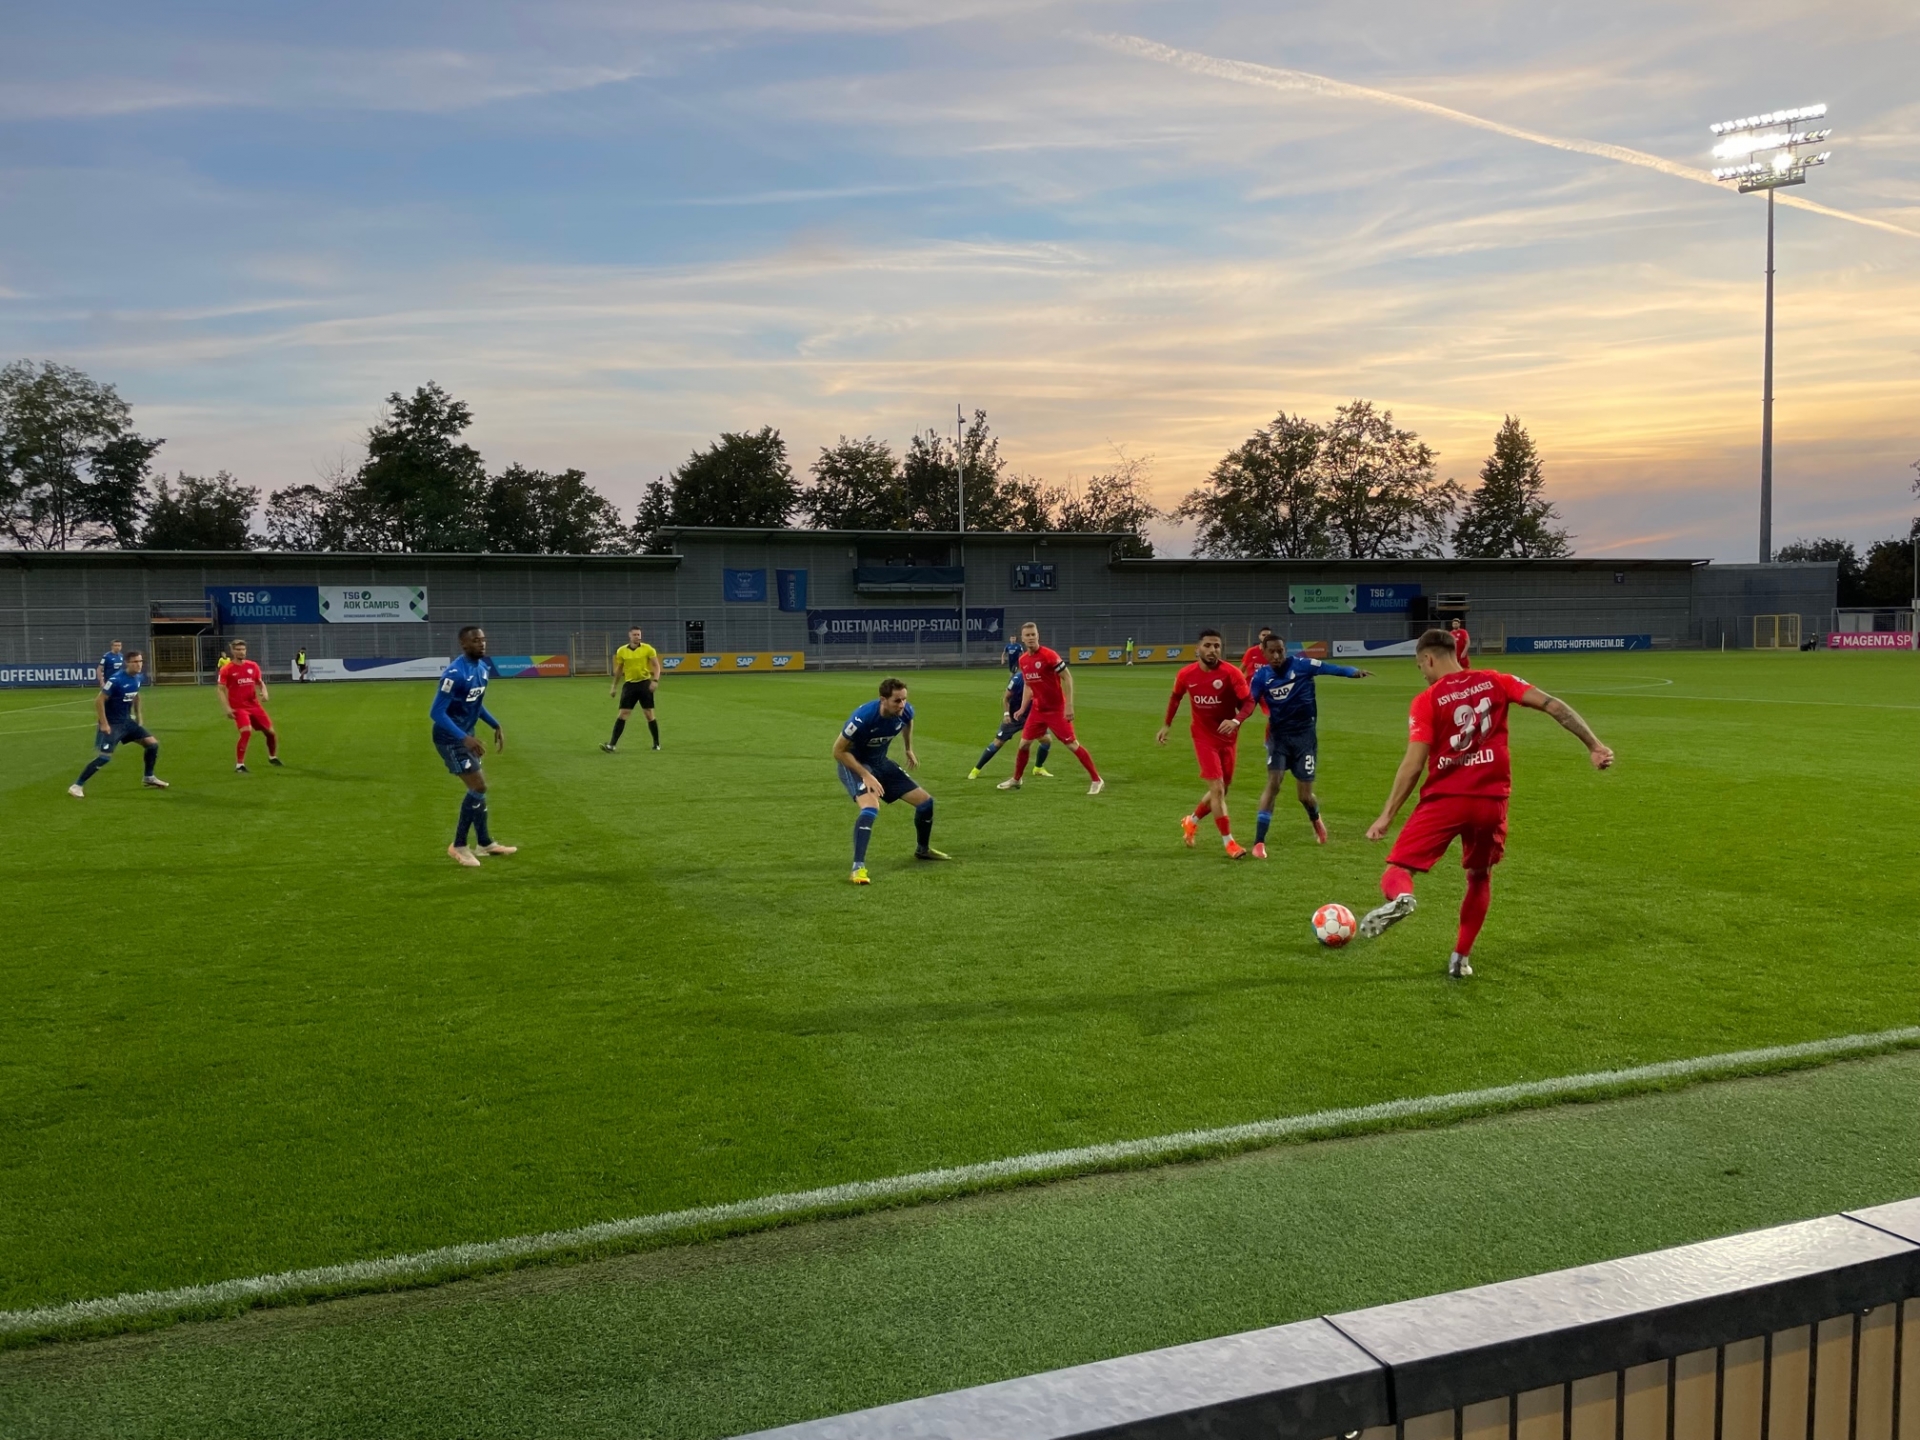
top-left (1709, 105), bottom-right (1834, 563)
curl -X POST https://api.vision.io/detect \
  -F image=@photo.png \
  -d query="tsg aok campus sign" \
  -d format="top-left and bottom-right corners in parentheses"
top-left (208, 586), bottom-right (428, 625)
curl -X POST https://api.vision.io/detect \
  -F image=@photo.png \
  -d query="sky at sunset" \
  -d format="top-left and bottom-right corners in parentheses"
top-left (2, 0), bottom-right (1916, 558)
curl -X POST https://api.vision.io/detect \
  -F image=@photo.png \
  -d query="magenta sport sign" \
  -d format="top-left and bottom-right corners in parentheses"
top-left (1826, 632), bottom-right (1914, 650)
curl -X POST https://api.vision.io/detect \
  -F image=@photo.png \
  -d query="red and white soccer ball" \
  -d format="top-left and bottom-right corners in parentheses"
top-left (1312, 903), bottom-right (1357, 948)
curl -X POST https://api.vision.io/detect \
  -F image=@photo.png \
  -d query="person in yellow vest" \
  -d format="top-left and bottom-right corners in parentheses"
top-left (603, 625), bottom-right (662, 752)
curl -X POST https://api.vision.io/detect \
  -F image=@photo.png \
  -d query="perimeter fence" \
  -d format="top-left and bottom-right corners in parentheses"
top-left (742, 1198), bottom-right (1920, 1440)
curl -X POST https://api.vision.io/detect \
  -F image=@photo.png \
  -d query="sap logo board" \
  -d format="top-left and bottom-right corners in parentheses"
top-left (700, 656), bottom-right (720, 668)
top-left (1076, 649), bottom-right (1094, 661)
top-left (771, 655), bottom-right (793, 668)
top-left (662, 656), bottom-right (685, 670)
top-left (734, 654), bottom-right (757, 668)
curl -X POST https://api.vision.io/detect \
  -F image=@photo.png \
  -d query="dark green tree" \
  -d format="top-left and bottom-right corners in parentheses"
top-left (1861, 524), bottom-right (1918, 607)
top-left (899, 411), bottom-right (1052, 531)
top-left (0, 360), bottom-right (163, 548)
top-left (483, 464), bottom-right (626, 553)
top-left (653, 426), bottom-right (799, 531)
top-left (1319, 400), bottom-right (1461, 559)
top-left (800, 436), bottom-right (903, 529)
top-left (1174, 411), bottom-right (1328, 558)
top-left (1453, 416), bottom-right (1571, 558)
top-left (629, 481), bottom-right (674, 552)
top-left (141, 471), bottom-right (259, 550)
top-left (1052, 453), bottom-right (1162, 558)
top-left (1775, 537), bottom-right (1866, 607)
top-left (356, 383), bottom-right (487, 551)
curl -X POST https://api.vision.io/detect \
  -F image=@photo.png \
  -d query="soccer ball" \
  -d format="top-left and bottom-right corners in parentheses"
top-left (1312, 903), bottom-right (1357, 948)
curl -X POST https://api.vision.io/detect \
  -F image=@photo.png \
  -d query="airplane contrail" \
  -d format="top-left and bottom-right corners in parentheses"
top-left (1098, 34), bottom-right (1920, 243)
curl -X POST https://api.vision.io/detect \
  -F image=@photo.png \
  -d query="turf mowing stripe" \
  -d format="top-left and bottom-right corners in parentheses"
top-left (8, 1025), bottom-right (1917, 1341)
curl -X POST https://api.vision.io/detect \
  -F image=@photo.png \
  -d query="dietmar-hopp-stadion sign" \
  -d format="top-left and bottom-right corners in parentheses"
top-left (208, 586), bottom-right (428, 624)
top-left (806, 608), bottom-right (1006, 645)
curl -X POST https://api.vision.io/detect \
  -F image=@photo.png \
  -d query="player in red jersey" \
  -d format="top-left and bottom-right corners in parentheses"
top-left (1240, 627), bottom-right (1273, 677)
top-left (217, 639), bottom-right (281, 773)
top-left (999, 621), bottom-right (1105, 795)
top-left (1156, 628), bottom-right (1256, 858)
top-left (1361, 629), bottom-right (1612, 977)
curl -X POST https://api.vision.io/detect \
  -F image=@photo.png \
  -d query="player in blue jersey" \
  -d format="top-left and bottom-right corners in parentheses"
top-left (430, 626), bottom-right (518, 868)
top-left (1246, 633), bottom-right (1372, 857)
top-left (97, 640), bottom-right (126, 689)
top-left (968, 657), bottom-right (1053, 779)
top-left (69, 650), bottom-right (167, 796)
top-left (832, 676), bottom-right (947, 883)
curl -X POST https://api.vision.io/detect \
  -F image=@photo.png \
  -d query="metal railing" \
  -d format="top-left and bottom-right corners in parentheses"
top-left (740, 1198), bottom-right (1920, 1440)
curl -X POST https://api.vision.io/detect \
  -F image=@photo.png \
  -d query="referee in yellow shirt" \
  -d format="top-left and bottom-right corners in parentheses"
top-left (603, 626), bottom-right (663, 752)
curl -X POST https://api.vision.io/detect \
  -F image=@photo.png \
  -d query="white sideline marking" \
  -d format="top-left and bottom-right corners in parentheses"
top-left (7, 1025), bottom-right (1917, 1338)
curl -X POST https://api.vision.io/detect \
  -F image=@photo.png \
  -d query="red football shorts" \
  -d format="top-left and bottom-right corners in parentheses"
top-left (232, 704), bottom-right (273, 733)
top-left (1022, 707), bottom-right (1076, 743)
top-left (1191, 730), bottom-right (1236, 783)
top-left (1387, 795), bottom-right (1508, 872)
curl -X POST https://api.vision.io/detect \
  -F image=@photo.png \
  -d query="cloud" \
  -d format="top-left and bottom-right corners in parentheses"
top-left (1094, 33), bottom-right (1920, 242)
top-left (0, 46), bottom-right (653, 120)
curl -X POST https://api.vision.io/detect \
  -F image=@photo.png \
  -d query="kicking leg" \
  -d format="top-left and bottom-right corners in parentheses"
top-left (1361, 863), bottom-right (1419, 937)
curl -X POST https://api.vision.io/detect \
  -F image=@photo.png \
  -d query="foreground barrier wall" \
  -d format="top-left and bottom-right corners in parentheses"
top-left (742, 1198), bottom-right (1920, 1440)
top-left (0, 543), bottom-right (1839, 667)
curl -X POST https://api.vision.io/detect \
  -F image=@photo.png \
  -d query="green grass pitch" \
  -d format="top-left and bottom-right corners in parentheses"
top-left (2, 652), bottom-right (1915, 1321)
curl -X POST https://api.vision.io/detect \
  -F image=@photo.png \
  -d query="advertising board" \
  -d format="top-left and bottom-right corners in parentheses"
top-left (1826, 632), bottom-right (1914, 650)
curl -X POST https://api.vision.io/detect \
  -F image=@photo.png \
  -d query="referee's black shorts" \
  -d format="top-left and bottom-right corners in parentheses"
top-left (619, 680), bottom-right (656, 711)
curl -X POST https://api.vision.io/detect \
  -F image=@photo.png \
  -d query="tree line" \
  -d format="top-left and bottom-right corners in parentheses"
top-left (15, 355), bottom-right (1906, 567)
top-left (1775, 477), bottom-right (1920, 607)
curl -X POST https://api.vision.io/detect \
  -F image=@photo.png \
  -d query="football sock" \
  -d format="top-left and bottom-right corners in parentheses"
top-left (1214, 812), bottom-right (1232, 837)
top-left (1036, 740), bottom-right (1052, 767)
top-left (1382, 864), bottom-right (1415, 901)
top-left (609, 717), bottom-right (626, 745)
top-left (1013, 746), bottom-right (1031, 782)
top-left (264, 731), bottom-right (278, 758)
top-left (1069, 744), bottom-right (1099, 780)
top-left (236, 731), bottom-right (251, 764)
top-left (853, 808), bottom-right (877, 865)
top-left (914, 797), bottom-right (934, 849)
top-left (455, 792), bottom-right (480, 846)
top-left (647, 719), bottom-right (659, 746)
top-left (1255, 810), bottom-right (1272, 842)
top-left (472, 795), bottom-right (493, 848)
top-left (1457, 870), bottom-right (1492, 955)
top-left (1301, 800), bottom-right (1320, 822)
top-left (78, 756), bottom-right (110, 785)
top-left (975, 740), bottom-right (1001, 769)
top-left (1193, 796), bottom-right (1213, 820)
top-left (142, 743), bottom-right (159, 778)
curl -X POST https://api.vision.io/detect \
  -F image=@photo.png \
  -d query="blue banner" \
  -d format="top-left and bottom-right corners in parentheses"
top-left (207, 586), bottom-right (322, 625)
top-left (776, 568), bottom-right (808, 612)
top-left (723, 569), bottom-right (768, 603)
top-left (0, 660), bottom-right (102, 689)
top-left (1355, 583), bottom-right (1421, 613)
top-left (1505, 634), bottom-right (1653, 653)
top-left (806, 607), bottom-right (1006, 646)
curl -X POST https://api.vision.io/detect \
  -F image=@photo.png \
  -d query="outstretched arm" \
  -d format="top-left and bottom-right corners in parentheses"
top-left (1519, 688), bottom-right (1613, 769)
top-left (1059, 667), bottom-right (1076, 720)
top-left (1366, 742), bottom-right (1429, 841)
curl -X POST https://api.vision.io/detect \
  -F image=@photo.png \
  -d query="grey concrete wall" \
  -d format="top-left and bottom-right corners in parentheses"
top-left (0, 543), bottom-right (1839, 667)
